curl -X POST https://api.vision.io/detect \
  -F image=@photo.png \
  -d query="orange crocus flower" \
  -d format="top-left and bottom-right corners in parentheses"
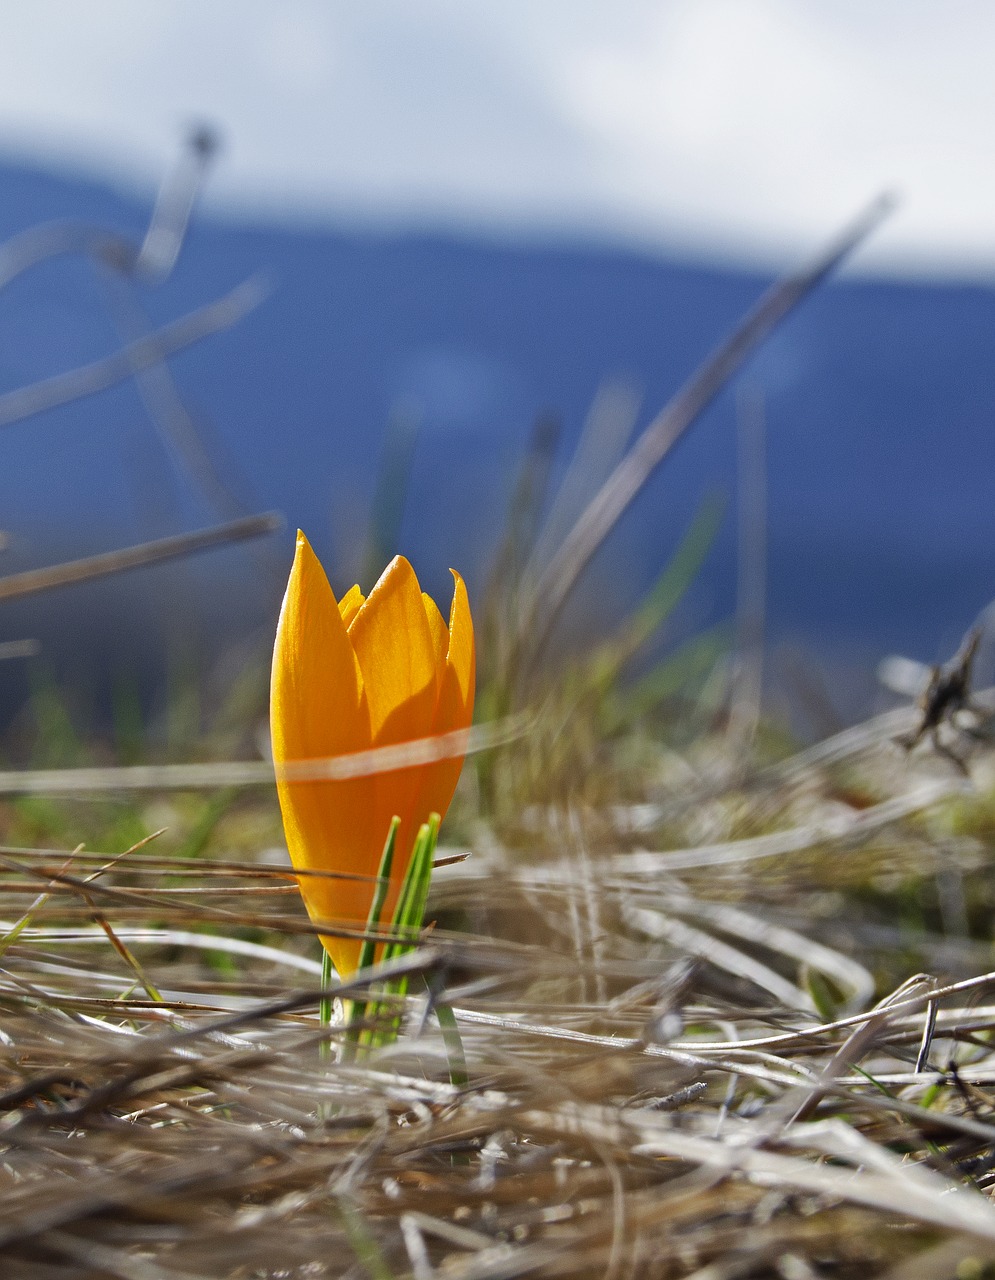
top-left (271, 531), bottom-right (475, 977)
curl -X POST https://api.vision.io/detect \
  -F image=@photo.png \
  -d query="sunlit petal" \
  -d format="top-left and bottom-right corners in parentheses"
top-left (337, 583), bottom-right (365, 629)
top-left (348, 555), bottom-right (439, 744)
top-left (408, 571), bottom-right (476, 838)
top-left (271, 533), bottom-right (367, 761)
top-left (271, 532), bottom-right (376, 977)
top-left (445, 569), bottom-right (476, 717)
top-left (422, 591), bottom-right (449, 674)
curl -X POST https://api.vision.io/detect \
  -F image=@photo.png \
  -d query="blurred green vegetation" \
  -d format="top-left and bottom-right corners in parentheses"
top-left (0, 647), bottom-right (282, 863)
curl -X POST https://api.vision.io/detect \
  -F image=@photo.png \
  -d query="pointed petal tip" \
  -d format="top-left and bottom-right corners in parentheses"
top-left (293, 529), bottom-right (317, 566)
top-left (444, 567), bottom-right (475, 708)
top-left (383, 551), bottom-right (414, 578)
top-left (289, 530), bottom-right (330, 592)
top-left (367, 553), bottom-right (422, 599)
top-left (350, 553), bottom-right (439, 743)
top-left (446, 567), bottom-right (471, 622)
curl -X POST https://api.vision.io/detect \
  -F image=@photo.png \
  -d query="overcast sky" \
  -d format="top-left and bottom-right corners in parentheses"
top-left (0, 1), bottom-right (991, 276)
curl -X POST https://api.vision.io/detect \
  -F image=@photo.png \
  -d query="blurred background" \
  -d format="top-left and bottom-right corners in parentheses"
top-left (0, 0), bottom-right (993, 736)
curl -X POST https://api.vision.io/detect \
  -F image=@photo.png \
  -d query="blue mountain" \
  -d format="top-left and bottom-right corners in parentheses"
top-left (0, 159), bottom-right (992, 722)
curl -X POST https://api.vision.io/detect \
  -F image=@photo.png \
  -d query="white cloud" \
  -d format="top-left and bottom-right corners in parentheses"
top-left (0, 1), bottom-right (992, 274)
top-left (546, 0), bottom-right (995, 271)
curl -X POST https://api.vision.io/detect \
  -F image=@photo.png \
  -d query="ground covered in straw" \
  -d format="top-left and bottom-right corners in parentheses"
top-left (2, 687), bottom-right (995, 1280)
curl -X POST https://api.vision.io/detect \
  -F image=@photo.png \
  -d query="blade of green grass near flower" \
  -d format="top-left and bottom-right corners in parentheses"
top-left (381, 814), bottom-right (438, 968)
top-left (849, 1065), bottom-right (904, 1107)
top-left (342, 817), bottom-right (400, 1054)
top-left (380, 816), bottom-right (468, 1084)
top-left (319, 948), bottom-right (334, 1063)
top-left (358, 817), bottom-right (401, 974)
top-left (328, 814), bottom-right (466, 1078)
top-left (609, 624), bottom-right (731, 728)
top-left (616, 495), bottom-right (725, 657)
top-left (361, 816), bottom-right (437, 1048)
top-left (577, 494), bottom-right (725, 698)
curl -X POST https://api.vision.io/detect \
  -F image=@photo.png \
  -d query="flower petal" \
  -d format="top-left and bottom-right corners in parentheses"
top-left (338, 583), bottom-right (365, 629)
top-left (408, 569), bottom-right (476, 833)
top-left (444, 569), bottom-right (475, 718)
top-left (271, 532), bottom-right (377, 977)
top-left (422, 591), bottom-right (449, 673)
top-left (348, 555), bottom-right (440, 744)
top-left (271, 533), bottom-right (368, 761)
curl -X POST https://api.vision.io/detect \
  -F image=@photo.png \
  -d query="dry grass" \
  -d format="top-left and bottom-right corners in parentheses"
top-left (2, 695), bottom-right (995, 1280)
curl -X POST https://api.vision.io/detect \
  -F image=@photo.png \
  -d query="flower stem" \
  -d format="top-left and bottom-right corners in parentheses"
top-left (319, 946), bottom-right (334, 1062)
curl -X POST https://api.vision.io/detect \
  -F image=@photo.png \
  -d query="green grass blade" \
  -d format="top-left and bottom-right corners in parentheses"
top-left (347, 815), bottom-right (400, 1050)
top-left (382, 813), bottom-right (438, 964)
top-left (625, 494), bottom-right (725, 654)
top-left (357, 816), bottom-right (400, 974)
top-left (319, 946), bottom-right (334, 1063)
top-left (367, 814), bottom-right (440, 1048)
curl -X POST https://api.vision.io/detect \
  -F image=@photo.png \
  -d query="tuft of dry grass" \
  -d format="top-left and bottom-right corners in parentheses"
top-left (3, 693), bottom-right (995, 1279)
